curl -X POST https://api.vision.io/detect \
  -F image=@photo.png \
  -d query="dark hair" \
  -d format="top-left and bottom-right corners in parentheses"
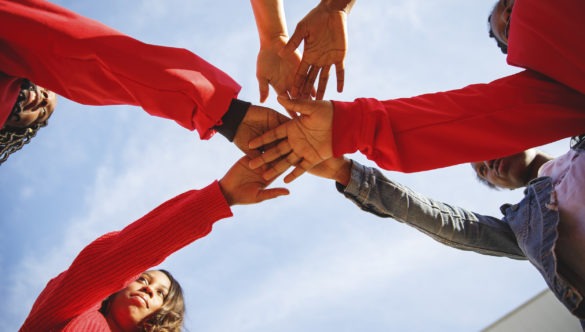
top-left (0, 79), bottom-right (48, 165)
top-left (475, 172), bottom-right (499, 190)
top-left (100, 269), bottom-right (186, 332)
top-left (487, 12), bottom-right (508, 54)
top-left (487, 1), bottom-right (509, 55)
top-left (470, 164), bottom-right (499, 190)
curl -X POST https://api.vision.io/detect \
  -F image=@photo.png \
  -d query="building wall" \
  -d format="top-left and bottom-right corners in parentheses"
top-left (482, 289), bottom-right (581, 332)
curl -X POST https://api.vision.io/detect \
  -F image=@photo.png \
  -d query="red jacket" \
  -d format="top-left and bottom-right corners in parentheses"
top-left (332, 0), bottom-right (585, 172)
top-left (0, 0), bottom-right (240, 139)
top-left (20, 182), bottom-right (232, 331)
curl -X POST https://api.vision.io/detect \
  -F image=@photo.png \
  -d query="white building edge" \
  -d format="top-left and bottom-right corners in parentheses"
top-left (482, 289), bottom-right (582, 332)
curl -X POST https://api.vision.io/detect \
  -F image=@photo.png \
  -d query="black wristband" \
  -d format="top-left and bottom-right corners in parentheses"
top-left (213, 98), bottom-right (251, 142)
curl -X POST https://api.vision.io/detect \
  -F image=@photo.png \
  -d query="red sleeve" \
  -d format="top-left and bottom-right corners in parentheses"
top-left (507, 0), bottom-right (585, 96)
top-left (20, 181), bottom-right (233, 331)
top-left (0, 73), bottom-right (22, 126)
top-left (332, 70), bottom-right (585, 172)
top-left (0, 0), bottom-right (240, 138)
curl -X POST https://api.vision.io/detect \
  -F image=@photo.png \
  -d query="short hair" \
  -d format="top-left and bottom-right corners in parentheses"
top-left (100, 269), bottom-right (185, 332)
top-left (470, 163), bottom-right (500, 190)
top-left (1, 79), bottom-right (48, 165)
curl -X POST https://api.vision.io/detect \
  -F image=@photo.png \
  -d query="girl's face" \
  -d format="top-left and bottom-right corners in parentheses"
top-left (5, 84), bottom-right (56, 128)
top-left (107, 271), bottom-right (171, 331)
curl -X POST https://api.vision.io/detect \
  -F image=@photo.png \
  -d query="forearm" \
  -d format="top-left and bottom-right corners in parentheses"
top-left (251, 0), bottom-right (289, 47)
top-left (332, 70), bottom-right (585, 172)
top-left (337, 160), bottom-right (525, 258)
top-left (0, 0), bottom-right (240, 138)
top-left (21, 182), bottom-right (232, 330)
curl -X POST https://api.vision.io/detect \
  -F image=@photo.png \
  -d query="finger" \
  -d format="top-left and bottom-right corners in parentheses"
top-left (303, 66), bottom-right (320, 97)
top-left (335, 62), bottom-right (345, 93)
top-left (310, 85), bottom-right (317, 99)
top-left (256, 188), bottom-right (290, 203)
top-left (291, 61), bottom-right (311, 98)
top-left (249, 139), bottom-right (292, 169)
top-left (281, 28), bottom-right (304, 56)
top-left (258, 78), bottom-right (269, 103)
top-left (283, 165), bottom-right (307, 184)
top-left (274, 93), bottom-right (298, 118)
top-left (285, 108), bottom-right (298, 118)
top-left (285, 150), bottom-right (303, 165)
top-left (299, 89), bottom-right (313, 100)
top-left (260, 148), bottom-right (303, 180)
top-left (248, 123), bottom-right (289, 149)
top-left (261, 151), bottom-right (300, 180)
top-left (284, 157), bottom-right (315, 183)
top-left (277, 95), bottom-right (315, 116)
top-left (316, 65), bottom-right (331, 100)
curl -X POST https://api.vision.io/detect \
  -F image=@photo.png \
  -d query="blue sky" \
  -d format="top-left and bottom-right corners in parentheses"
top-left (0, 0), bottom-right (573, 330)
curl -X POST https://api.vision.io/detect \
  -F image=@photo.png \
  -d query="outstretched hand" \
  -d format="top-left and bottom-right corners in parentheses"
top-left (248, 96), bottom-right (334, 183)
top-left (219, 156), bottom-right (289, 206)
top-left (282, 1), bottom-right (348, 100)
top-left (256, 36), bottom-right (315, 103)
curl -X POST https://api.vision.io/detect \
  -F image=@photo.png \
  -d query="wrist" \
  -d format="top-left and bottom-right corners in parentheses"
top-left (321, 0), bottom-right (355, 12)
top-left (260, 34), bottom-right (288, 50)
top-left (218, 179), bottom-right (235, 206)
top-left (334, 158), bottom-right (352, 186)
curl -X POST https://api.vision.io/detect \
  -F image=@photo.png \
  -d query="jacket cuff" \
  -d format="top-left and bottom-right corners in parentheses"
top-left (335, 159), bottom-right (368, 199)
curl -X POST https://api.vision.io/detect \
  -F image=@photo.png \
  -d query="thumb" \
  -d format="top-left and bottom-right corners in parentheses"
top-left (256, 188), bottom-right (290, 203)
top-left (277, 95), bottom-right (315, 116)
top-left (258, 78), bottom-right (269, 103)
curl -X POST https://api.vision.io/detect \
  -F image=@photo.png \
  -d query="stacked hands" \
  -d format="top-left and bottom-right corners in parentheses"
top-left (230, 0), bottom-right (356, 200)
top-left (224, 96), bottom-right (350, 207)
top-left (236, 97), bottom-right (336, 182)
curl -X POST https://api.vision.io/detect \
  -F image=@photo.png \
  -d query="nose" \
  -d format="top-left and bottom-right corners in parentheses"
top-left (141, 285), bottom-right (154, 298)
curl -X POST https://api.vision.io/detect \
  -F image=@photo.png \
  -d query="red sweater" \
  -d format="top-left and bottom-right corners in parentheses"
top-left (0, 0), bottom-right (240, 139)
top-left (19, 182), bottom-right (233, 331)
top-left (332, 0), bottom-right (585, 172)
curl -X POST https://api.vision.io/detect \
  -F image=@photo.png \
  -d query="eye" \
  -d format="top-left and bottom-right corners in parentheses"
top-left (137, 276), bottom-right (148, 284)
top-left (476, 164), bottom-right (487, 178)
top-left (157, 289), bottom-right (167, 299)
top-left (38, 99), bottom-right (48, 108)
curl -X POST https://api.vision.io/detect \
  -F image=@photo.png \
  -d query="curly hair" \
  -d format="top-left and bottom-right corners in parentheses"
top-left (0, 79), bottom-right (48, 165)
top-left (100, 269), bottom-right (186, 332)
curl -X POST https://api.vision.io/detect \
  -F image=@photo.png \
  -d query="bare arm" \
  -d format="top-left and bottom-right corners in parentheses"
top-left (283, 0), bottom-right (356, 99)
top-left (250, 0), bottom-right (305, 102)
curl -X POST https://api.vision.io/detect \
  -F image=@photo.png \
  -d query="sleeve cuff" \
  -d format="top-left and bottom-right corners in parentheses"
top-left (213, 98), bottom-right (251, 142)
top-left (335, 159), bottom-right (367, 197)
